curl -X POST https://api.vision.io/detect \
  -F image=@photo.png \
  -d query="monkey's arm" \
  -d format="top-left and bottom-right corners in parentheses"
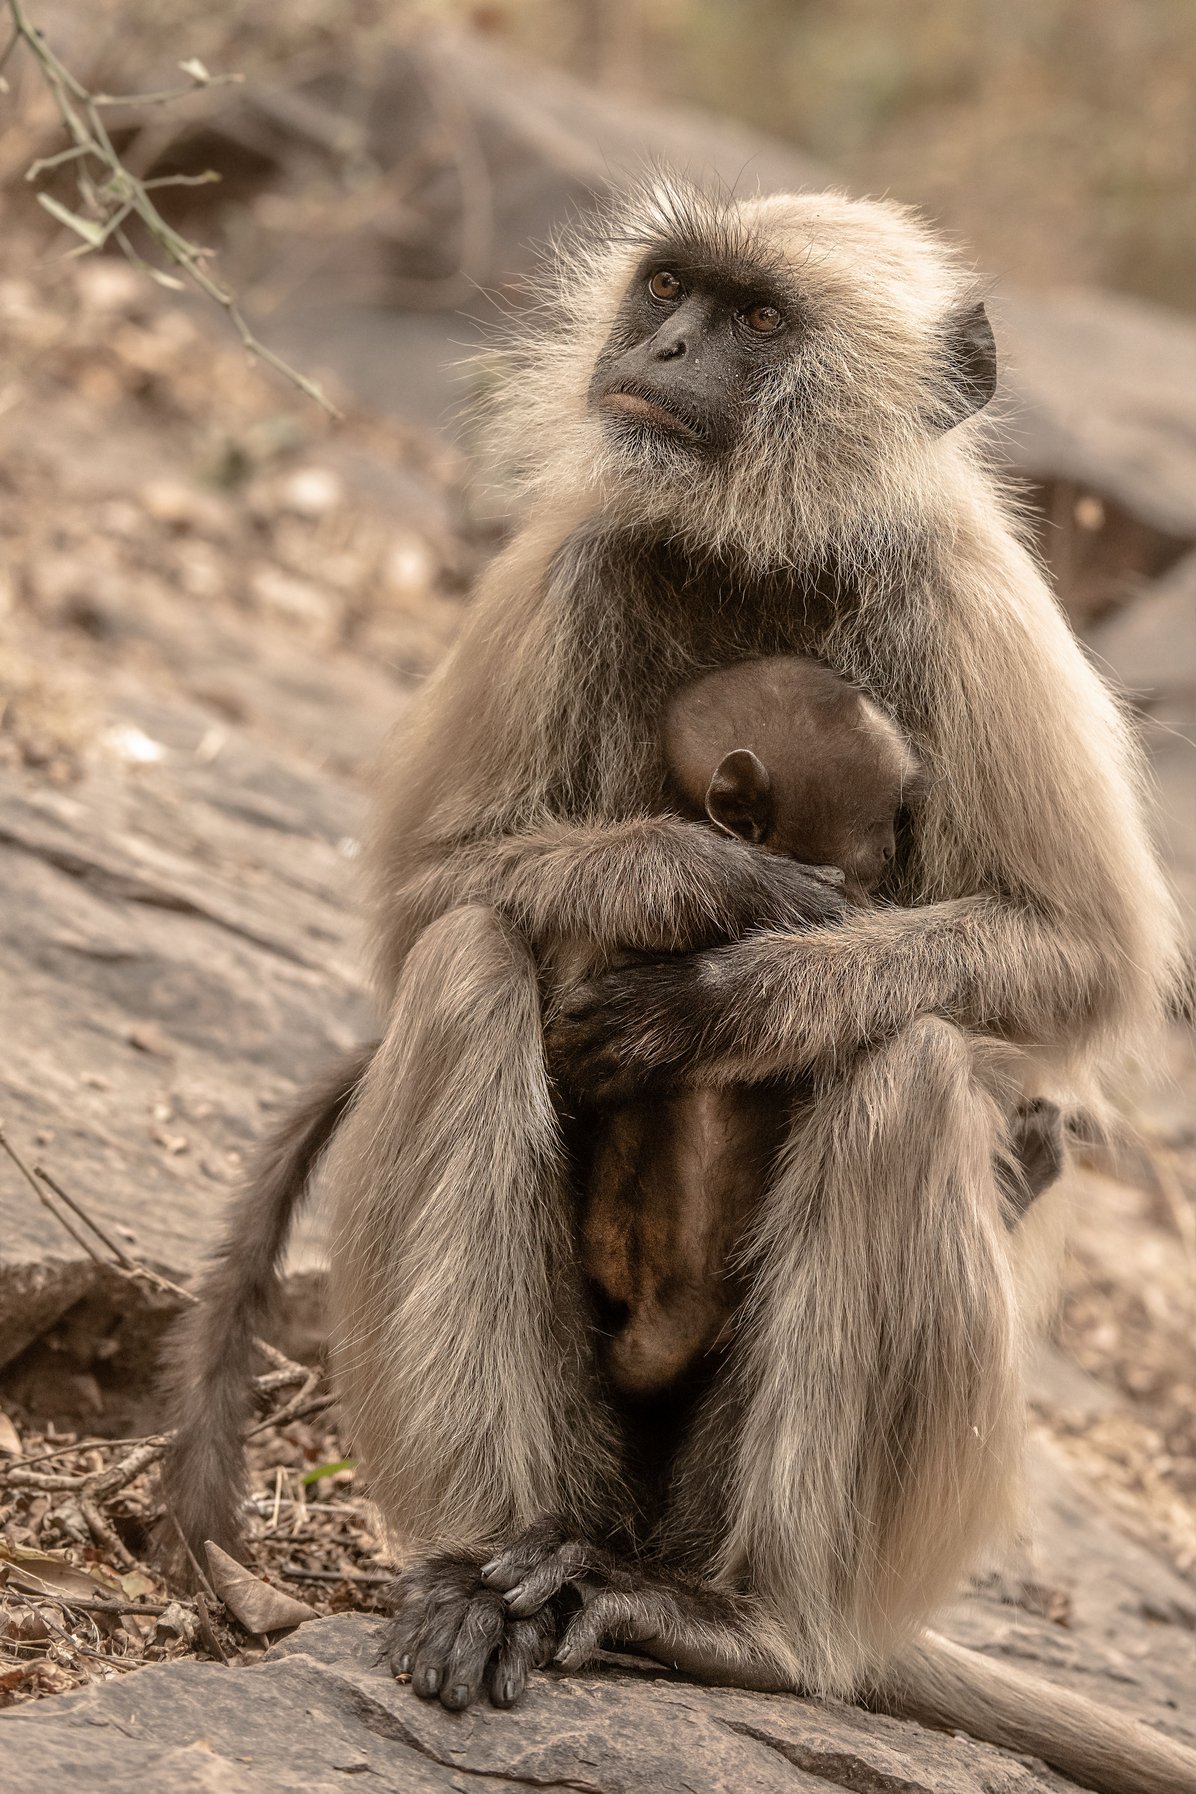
top-left (390, 817), bottom-right (845, 961)
top-left (548, 893), bottom-right (1130, 1100)
top-left (549, 577), bottom-right (1180, 1101)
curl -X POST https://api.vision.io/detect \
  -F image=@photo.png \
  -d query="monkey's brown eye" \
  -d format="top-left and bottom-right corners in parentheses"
top-left (649, 270), bottom-right (682, 302)
top-left (744, 302), bottom-right (783, 334)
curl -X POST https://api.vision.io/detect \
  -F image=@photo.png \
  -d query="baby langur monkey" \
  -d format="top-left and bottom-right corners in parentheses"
top-left (581, 655), bottom-right (1064, 1398)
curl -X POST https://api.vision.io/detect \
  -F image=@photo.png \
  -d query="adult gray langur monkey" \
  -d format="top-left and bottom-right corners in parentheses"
top-left (161, 180), bottom-right (1192, 1794)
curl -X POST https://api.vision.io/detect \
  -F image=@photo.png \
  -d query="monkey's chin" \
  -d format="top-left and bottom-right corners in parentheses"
top-left (597, 391), bottom-right (706, 448)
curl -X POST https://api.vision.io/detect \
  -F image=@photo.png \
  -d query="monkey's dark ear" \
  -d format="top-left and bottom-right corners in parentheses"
top-left (706, 748), bottom-right (772, 844)
top-left (938, 301), bottom-right (997, 429)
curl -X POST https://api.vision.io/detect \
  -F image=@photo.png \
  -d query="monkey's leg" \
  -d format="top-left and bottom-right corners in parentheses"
top-left (699, 1015), bottom-right (1022, 1699)
top-left (323, 904), bottom-right (625, 1706)
top-left (484, 1023), bottom-right (1021, 1703)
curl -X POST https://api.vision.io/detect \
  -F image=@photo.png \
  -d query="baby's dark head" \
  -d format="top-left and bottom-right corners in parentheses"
top-left (663, 656), bottom-right (924, 900)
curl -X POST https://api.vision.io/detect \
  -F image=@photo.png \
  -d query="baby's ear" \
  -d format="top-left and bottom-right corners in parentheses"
top-left (705, 748), bottom-right (772, 844)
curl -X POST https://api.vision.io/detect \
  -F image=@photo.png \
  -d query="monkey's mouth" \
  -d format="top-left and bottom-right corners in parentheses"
top-left (597, 385), bottom-right (707, 445)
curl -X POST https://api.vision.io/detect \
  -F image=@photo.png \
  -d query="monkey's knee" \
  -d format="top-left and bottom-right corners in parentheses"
top-left (404, 904), bottom-right (531, 999)
top-left (856, 1014), bottom-right (978, 1130)
top-left (828, 1015), bottom-right (1007, 1227)
top-left (893, 1013), bottom-right (972, 1074)
top-left (393, 904), bottom-right (541, 1041)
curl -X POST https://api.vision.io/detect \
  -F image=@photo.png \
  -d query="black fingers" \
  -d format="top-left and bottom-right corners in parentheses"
top-left (553, 1576), bottom-right (792, 1691)
top-left (753, 854), bottom-right (847, 931)
top-left (479, 1518), bottom-right (568, 1593)
top-left (1000, 1097), bottom-right (1065, 1225)
top-left (545, 956), bottom-right (707, 1107)
top-left (479, 1522), bottom-right (617, 1622)
top-left (501, 1541), bottom-right (612, 1618)
top-left (554, 1589), bottom-right (640, 1671)
top-left (387, 1547), bottom-right (792, 1699)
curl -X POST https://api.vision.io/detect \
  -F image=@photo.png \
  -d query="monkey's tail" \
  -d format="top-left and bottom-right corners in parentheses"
top-left (881, 1629), bottom-right (1196, 1794)
top-left (156, 1042), bottom-right (375, 1581)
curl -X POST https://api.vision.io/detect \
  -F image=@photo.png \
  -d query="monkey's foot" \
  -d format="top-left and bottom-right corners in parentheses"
top-left (480, 1522), bottom-right (792, 1692)
top-left (383, 1552), bottom-right (559, 1710)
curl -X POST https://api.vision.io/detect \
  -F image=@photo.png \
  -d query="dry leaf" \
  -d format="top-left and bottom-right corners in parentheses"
top-left (118, 1567), bottom-right (159, 1602)
top-left (0, 1542), bottom-right (109, 1601)
top-left (2, 1608), bottom-right (52, 1644)
top-left (154, 1600), bottom-right (199, 1646)
top-left (0, 1410), bottom-right (22, 1456)
top-left (204, 1540), bottom-right (316, 1634)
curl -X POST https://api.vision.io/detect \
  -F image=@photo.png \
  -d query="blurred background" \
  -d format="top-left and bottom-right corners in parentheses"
top-left (0, 0), bottom-right (1193, 1707)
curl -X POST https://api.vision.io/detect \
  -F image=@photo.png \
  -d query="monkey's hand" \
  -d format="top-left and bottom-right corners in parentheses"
top-left (403, 820), bottom-right (846, 963)
top-left (546, 949), bottom-right (721, 1106)
top-left (553, 901), bottom-right (1053, 1102)
top-left (547, 919), bottom-right (857, 1103)
top-left (714, 848), bottom-right (847, 939)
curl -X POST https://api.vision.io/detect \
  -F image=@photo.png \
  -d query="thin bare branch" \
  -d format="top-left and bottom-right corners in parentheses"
top-left (33, 1163), bottom-right (133, 1266)
top-left (0, 1125), bottom-right (104, 1264)
top-left (2, 0), bottom-right (340, 415)
top-left (91, 71), bottom-right (244, 110)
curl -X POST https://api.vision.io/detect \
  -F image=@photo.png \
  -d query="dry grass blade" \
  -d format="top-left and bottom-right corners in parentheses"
top-left (0, 1121), bottom-right (325, 1590)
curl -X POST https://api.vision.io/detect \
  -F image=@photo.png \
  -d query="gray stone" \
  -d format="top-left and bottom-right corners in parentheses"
top-left (0, 676), bottom-right (377, 1368)
top-left (0, 1612), bottom-right (1079, 1794)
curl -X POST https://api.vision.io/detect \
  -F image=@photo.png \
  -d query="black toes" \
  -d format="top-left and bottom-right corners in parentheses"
top-left (441, 1593), bottom-right (506, 1710)
top-left (384, 1546), bottom-right (565, 1711)
top-left (412, 1662), bottom-right (442, 1699)
top-left (489, 1611), bottom-right (557, 1708)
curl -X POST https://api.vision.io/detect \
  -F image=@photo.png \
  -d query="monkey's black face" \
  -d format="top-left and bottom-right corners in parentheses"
top-left (589, 246), bottom-right (798, 458)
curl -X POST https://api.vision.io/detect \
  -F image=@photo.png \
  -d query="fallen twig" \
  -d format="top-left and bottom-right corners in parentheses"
top-left (17, 1592), bottom-right (171, 1618)
top-left (2, 1121), bottom-right (310, 1382)
top-left (277, 1561), bottom-right (389, 1586)
top-left (33, 1164), bottom-right (134, 1266)
top-left (79, 1494), bottom-right (135, 1567)
top-left (0, 1126), bottom-right (103, 1264)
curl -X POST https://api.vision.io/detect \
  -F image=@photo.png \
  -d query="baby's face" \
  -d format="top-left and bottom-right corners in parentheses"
top-left (702, 738), bottom-right (909, 903)
top-left (767, 805), bottom-right (897, 899)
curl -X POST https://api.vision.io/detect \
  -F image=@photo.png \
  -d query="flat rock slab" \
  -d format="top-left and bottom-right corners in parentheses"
top-left (945, 1432), bottom-right (1196, 1746)
top-left (0, 1435), bottom-right (1190, 1794)
top-left (0, 676), bottom-right (376, 1367)
top-left (0, 1612), bottom-right (1080, 1794)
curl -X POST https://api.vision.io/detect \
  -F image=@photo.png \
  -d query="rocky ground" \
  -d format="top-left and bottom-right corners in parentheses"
top-left (0, 36), bottom-right (1194, 1789)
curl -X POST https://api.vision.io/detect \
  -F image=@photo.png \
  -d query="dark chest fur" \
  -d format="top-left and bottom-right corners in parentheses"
top-left (545, 530), bottom-right (847, 817)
